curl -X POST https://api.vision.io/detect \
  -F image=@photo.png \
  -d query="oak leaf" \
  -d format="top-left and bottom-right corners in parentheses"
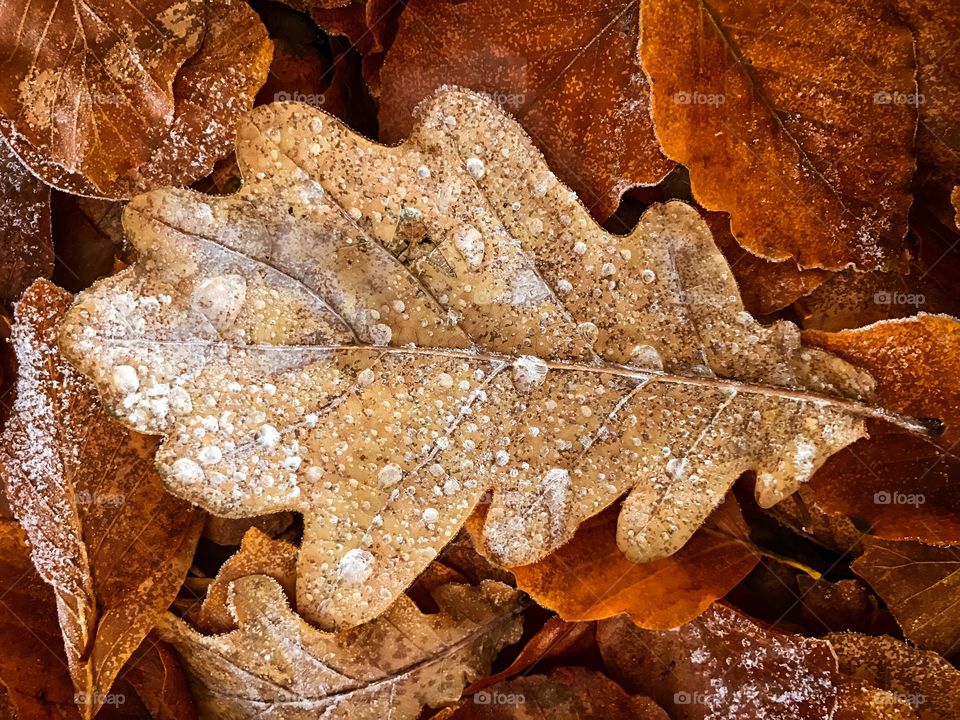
top-left (0, 280), bottom-right (204, 719)
top-left (509, 494), bottom-right (759, 628)
top-left (378, 0), bottom-right (673, 220)
top-left (0, 0), bottom-right (272, 198)
top-left (158, 575), bottom-right (524, 720)
top-left (60, 89), bottom-right (922, 631)
top-left (0, 139), bottom-right (52, 302)
top-left (598, 604), bottom-right (840, 719)
top-left (639, 0), bottom-right (916, 270)
top-left (852, 537), bottom-right (960, 656)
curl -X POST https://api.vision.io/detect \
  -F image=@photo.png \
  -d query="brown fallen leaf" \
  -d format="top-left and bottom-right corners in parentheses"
top-left (834, 681), bottom-right (919, 720)
top-left (378, 0), bottom-right (673, 220)
top-left (0, 280), bottom-right (203, 719)
top-left (0, 139), bottom-right (52, 303)
top-left (598, 604), bottom-right (840, 719)
top-left (50, 194), bottom-right (124, 294)
top-left (158, 575), bottom-right (524, 720)
top-left (196, 527), bottom-right (298, 634)
top-left (434, 667), bottom-right (668, 719)
top-left (61, 90), bottom-right (927, 631)
top-left (1, 0), bottom-right (272, 199)
top-left (0, 519), bottom-right (79, 720)
top-left (805, 314), bottom-right (960, 544)
top-left (463, 616), bottom-right (594, 695)
top-left (640, 0), bottom-right (916, 270)
top-left (768, 486), bottom-right (864, 554)
top-left (794, 576), bottom-right (895, 637)
top-left (509, 494), bottom-right (759, 628)
top-left (201, 512), bottom-right (295, 546)
top-left (828, 632), bottom-right (960, 720)
top-left (120, 639), bottom-right (197, 720)
top-left (852, 537), bottom-right (960, 657)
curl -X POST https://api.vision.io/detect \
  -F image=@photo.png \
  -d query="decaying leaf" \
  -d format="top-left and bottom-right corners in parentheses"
top-left (639, 0), bottom-right (916, 270)
top-left (0, 139), bottom-right (52, 302)
top-left (794, 576), bottom-right (893, 636)
top-left (1, 0), bottom-right (272, 198)
top-left (768, 486), bottom-right (864, 554)
top-left (196, 527), bottom-right (298, 634)
top-left (0, 520), bottom-right (79, 720)
top-left (201, 512), bottom-right (295, 546)
top-left (0, 280), bottom-right (203, 718)
top-left (60, 89), bottom-right (932, 631)
top-left (434, 667), bottom-right (669, 719)
top-left (509, 494), bottom-right (759, 628)
top-left (158, 575), bottom-right (524, 720)
top-left (828, 632), bottom-right (960, 720)
top-left (834, 681), bottom-right (919, 720)
top-left (598, 604), bottom-right (840, 719)
top-left (379, 0), bottom-right (673, 219)
top-left (853, 537), bottom-right (960, 656)
top-left (120, 639), bottom-right (198, 720)
top-left (805, 314), bottom-right (960, 544)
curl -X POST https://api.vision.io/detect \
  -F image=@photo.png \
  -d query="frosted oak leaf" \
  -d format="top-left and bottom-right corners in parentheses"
top-left (59, 89), bottom-right (931, 629)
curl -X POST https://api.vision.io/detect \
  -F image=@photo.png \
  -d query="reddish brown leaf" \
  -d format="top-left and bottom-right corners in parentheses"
top-left (379, 0), bottom-right (673, 220)
top-left (510, 494), bottom-right (759, 628)
top-left (834, 681), bottom-right (919, 720)
top-left (598, 605), bottom-right (840, 719)
top-left (0, 280), bottom-right (203, 719)
top-left (853, 537), bottom-right (960, 656)
top-left (640, 0), bottom-right (916, 270)
top-left (120, 639), bottom-right (197, 720)
top-left (201, 513), bottom-right (295, 546)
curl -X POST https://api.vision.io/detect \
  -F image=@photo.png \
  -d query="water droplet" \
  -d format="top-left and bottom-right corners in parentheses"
top-left (465, 157), bottom-right (485, 179)
top-left (641, 269), bottom-right (657, 284)
top-left (357, 367), bottom-right (376, 387)
top-left (378, 463), bottom-right (403, 488)
top-left (256, 424), bottom-right (280, 448)
top-left (630, 344), bottom-right (664, 371)
top-left (170, 458), bottom-right (203, 483)
top-left (197, 446), bottom-right (222, 465)
top-left (454, 225), bottom-right (485, 269)
top-left (192, 274), bottom-right (247, 330)
top-left (112, 365), bottom-right (139, 393)
top-left (369, 323), bottom-right (393, 346)
top-left (512, 355), bottom-right (549, 392)
top-left (422, 508), bottom-right (439, 525)
top-left (337, 549), bottom-right (374, 584)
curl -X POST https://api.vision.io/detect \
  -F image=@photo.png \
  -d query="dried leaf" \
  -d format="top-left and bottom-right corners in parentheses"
top-left (510, 494), bottom-right (759, 628)
top-left (50, 194), bottom-right (124, 294)
top-left (828, 632), bottom-right (960, 720)
top-left (121, 639), bottom-right (198, 720)
top-left (434, 667), bottom-right (668, 719)
top-left (197, 528), bottom-right (298, 634)
top-left (768, 486), bottom-right (864, 554)
top-left (794, 576), bottom-right (894, 637)
top-left (805, 314), bottom-right (960, 544)
top-left (0, 520), bottom-right (79, 720)
top-left (201, 513), bottom-right (295, 546)
top-left (1, 0), bottom-right (272, 198)
top-left (158, 575), bottom-right (524, 720)
top-left (379, 0), bottom-right (673, 219)
top-left (834, 681), bottom-right (919, 720)
top-left (640, 0), bottom-right (916, 270)
top-left (0, 139), bottom-right (52, 302)
top-left (61, 90), bottom-right (914, 631)
top-left (0, 280), bottom-right (203, 719)
top-left (852, 537), bottom-right (960, 656)
top-left (598, 605), bottom-right (840, 719)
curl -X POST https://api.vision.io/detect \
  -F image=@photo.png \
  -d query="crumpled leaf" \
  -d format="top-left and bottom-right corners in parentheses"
top-left (196, 527), bottom-right (298, 634)
top-left (434, 667), bottom-right (668, 719)
top-left (805, 314), bottom-right (960, 544)
top-left (379, 0), bottom-right (673, 220)
top-left (828, 632), bottom-right (960, 720)
top-left (61, 89), bottom-right (924, 630)
top-left (509, 493), bottom-right (759, 628)
top-left (639, 0), bottom-right (916, 270)
top-left (0, 280), bottom-right (203, 719)
top-left (852, 537), bottom-right (960, 656)
top-left (1, 0), bottom-right (272, 198)
top-left (158, 575), bottom-right (524, 720)
top-left (0, 519), bottom-right (79, 720)
top-left (598, 604), bottom-right (840, 719)
top-left (0, 139), bottom-right (52, 302)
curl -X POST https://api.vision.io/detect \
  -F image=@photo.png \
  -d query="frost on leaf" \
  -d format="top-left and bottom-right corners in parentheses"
top-left (158, 576), bottom-right (524, 720)
top-left (60, 88), bottom-right (916, 630)
top-left (0, 280), bottom-right (203, 719)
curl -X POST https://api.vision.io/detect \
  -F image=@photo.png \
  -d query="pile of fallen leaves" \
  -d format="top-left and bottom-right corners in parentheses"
top-left (0, 0), bottom-right (958, 718)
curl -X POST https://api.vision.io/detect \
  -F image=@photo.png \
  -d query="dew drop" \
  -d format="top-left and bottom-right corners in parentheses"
top-left (465, 157), bottom-right (485, 179)
top-left (378, 463), bottom-right (403, 488)
top-left (337, 549), bottom-right (374, 584)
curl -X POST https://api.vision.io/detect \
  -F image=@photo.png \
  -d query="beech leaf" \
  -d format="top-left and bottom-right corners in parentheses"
top-left (0, 139), bottom-right (52, 302)
top-left (59, 90), bottom-right (930, 630)
top-left (0, 280), bottom-right (204, 719)
top-left (639, 0), bottom-right (917, 270)
top-left (158, 575), bottom-right (524, 720)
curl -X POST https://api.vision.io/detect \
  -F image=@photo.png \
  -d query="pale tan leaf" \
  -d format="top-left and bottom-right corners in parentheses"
top-left (59, 90), bottom-right (928, 630)
top-left (158, 576), bottom-right (524, 720)
top-left (0, 280), bottom-right (203, 719)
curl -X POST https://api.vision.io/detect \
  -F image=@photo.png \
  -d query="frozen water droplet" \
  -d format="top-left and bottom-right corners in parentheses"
top-left (192, 274), bottom-right (246, 330)
top-left (417, 165), bottom-right (431, 179)
top-left (454, 225), bottom-right (485, 269)
top-left (256, 424), bottom-right (280, 448)
top-left (357, 367), bottom-right (376, 387)
top-left (169, 386), bottom-right (192, 414)
top-left (573, 241), bottom-right (587, 255)
top-left (495, 450), bottom-right (510, 466)
top-left (422, 508), bottom-right (439, 525)
top-left (438, 372), bottom-right (454, 389)
top-left (197, 445), bottom-right (222, 465)
top-left (577, 321), bottom-right (599, 345)
top-left (112, 365), bottom-right (139, 393)
top-left (601, 262), bottom-right (617, 277)
top-left (170, 458), bottom-right (203, 483)
top-left (641, 269), bottom-right (657, 284)
top-left (465, 157), bottom-right (485, 179)
top-left (378, 463), bottom-right (403, 488)
top-left (512, 355), bottom-right (549, 392)
top-left (630, 344), bottom-right (664, 371)
top-left (337, 549), bottom-right (374, 584)
top-left (309, 117), bottom-right (323, 133)
top-left (369, 323), bottom-right (393, 346)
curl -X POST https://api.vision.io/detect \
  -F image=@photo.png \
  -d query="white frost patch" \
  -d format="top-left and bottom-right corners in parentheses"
top-left (378, 463), bottom-right (403, 488)
top-left (111, 365), bottom-right (140, 393)
top-left (453, 224), bottom-right (485, 269)
top-left (170, 458), bottom-right (204, 484)
top-left (192, 274), bottom-right (246, 331)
